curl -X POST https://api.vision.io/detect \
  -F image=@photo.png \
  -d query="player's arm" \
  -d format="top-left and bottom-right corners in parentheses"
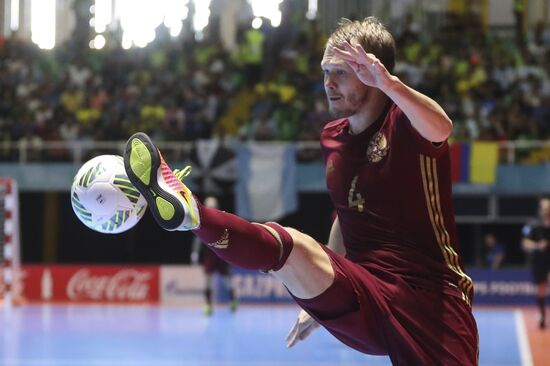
top-left (327, 216), bottom-right (345, 255)
top-left (381, 78), bottom-right (452, 143)
top-left (521, 225), bottom-right (546, 252)
top-left (333, 41), bottom-right (452, 142)
top-left (521, 237), bottom-right (548, 251)
top-left (522, 237), bottom-right (537, 252)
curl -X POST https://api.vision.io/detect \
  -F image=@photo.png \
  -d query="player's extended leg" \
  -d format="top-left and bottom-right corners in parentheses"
top-left (124, 132), bottom-right (335, 299)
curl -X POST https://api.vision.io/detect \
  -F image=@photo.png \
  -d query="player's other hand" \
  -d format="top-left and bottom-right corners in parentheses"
top-left (286, 309), bottom-right (320, 348)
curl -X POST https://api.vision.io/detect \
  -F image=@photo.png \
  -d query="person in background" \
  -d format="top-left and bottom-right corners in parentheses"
top-left (522, 197), bottom-right (550, 329)
top-left (190, 196), bottom-right (238, 316)
top-left (483, 233), bottom-right (505, 270)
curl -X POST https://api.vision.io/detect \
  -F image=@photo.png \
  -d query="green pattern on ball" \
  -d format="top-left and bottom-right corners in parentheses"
top-left (71, 192), bottom-right (92, 223)
top-left (98, 209), bottom-right (131, 232)
top-left (113, 174), bottom-right (140, 205)
top-left (78, 162), bottom-right (106, 188)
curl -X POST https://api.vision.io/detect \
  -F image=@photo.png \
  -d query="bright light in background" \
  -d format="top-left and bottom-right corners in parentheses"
top-left (252, 17), bottom-right (262, 30)
top-left (121, 33), bottom-right (132, 49)
top-left (118, 0), bottom-right (160, 48)
top-left (271, 11), bottom-right (281, 27)
top-left (94, 0), bottom-right (112, 33)
top-left (247, 0), bottom-right (284, 27)
top-left (306, 0), bottom-right (317, 20)
top-left (114, 0), bottom-right (189, 48)
top-left (31, 0), bottom-right (56, 49)
top-left (167, 20), bottom-right (183, 37)
top-left (93, 34), bottom-right (106, 49)
top-left (164, 0), bottom-right (188, 37)
top-left (192, 0), bottom-right (210, 39)
top-left (10, 0), bottom-right (20, 31)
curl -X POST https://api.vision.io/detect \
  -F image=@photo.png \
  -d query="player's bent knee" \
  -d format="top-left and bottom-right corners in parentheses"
top-left (273, 226), bottom-right (335, 299)
top-left (282, 227), bottom-right (332, 268)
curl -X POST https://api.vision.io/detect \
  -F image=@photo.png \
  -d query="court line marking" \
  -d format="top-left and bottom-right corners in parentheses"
top-left (0, 361), bottom-right (379, 366)
top-left (515, 309), bottom-right (533, 366)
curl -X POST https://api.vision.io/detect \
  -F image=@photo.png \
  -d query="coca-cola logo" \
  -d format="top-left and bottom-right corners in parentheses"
top-left (67, 269), bottom-right (152, 301)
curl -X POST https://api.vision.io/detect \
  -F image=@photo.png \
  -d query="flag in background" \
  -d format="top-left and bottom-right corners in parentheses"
top-left (450, 142), bottom-right (499, 184)
top-left (470, 142), bottom-right (499, 184)
top-left (450, 142), bottom-right (471, 182)
top-left (235, 143), bottom-right (297, 222)
top-left (189, 139), bottom-right (236, 195)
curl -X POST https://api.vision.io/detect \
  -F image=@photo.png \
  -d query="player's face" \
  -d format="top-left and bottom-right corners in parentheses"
top-left (321, 46), bottom-right (369, 119)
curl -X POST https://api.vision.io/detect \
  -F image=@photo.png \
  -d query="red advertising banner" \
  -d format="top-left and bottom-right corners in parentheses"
top-left (21, 265), bottom-right (160, 303)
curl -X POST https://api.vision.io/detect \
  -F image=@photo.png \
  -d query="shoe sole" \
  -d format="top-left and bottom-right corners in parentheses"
top-left (124, 132), bottom-right (185, 230)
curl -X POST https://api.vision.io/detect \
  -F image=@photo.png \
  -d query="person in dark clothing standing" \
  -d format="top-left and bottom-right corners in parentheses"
top-left (522, 197), bottom-right (550, 329)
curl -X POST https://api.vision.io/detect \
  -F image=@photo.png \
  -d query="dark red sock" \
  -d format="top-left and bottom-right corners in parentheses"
top-left (192, 203), bottom-right (293, 272)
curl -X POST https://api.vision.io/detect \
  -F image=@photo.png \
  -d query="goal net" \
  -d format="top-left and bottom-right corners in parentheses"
top-left (0, 178), bottom-right (25, 305)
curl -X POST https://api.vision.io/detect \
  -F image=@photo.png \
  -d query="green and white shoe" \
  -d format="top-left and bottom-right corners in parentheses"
top-left (123, 132), bottom-right (200, 231)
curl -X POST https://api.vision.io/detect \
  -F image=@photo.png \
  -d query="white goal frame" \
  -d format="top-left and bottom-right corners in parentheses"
top-left (0, 178), bottom-right (25, 305)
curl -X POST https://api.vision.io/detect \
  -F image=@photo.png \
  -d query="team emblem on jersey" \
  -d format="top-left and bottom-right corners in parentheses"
top-left (366, 132), bottom-right (389, 163)
top-left (206, 228), bottom-right (229, 249)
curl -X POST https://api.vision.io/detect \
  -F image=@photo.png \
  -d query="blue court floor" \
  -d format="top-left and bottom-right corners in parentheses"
top-left (0, 304), bottom-right (528, 366)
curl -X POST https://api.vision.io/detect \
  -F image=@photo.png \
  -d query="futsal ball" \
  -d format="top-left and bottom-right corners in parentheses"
top-left (70, 155), bottom-right (147, 234)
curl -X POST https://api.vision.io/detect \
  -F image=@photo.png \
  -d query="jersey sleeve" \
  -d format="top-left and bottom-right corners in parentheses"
top-left (395, 107), bottom-right (449, 158)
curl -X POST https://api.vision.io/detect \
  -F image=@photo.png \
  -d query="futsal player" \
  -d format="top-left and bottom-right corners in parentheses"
top-left (522, 197), bottom-right (550, 329)
top-left (124, 17), bottom-right (478, 364)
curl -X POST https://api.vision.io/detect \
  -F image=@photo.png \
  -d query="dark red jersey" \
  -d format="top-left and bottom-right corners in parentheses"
top-left (321, 104), bottom-right (473, 304)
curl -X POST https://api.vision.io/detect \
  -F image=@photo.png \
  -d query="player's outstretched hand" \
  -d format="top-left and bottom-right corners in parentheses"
top-left (286, 309), bottom-right (320, 348)
top-left (332, 40), bottom-right (393, 90)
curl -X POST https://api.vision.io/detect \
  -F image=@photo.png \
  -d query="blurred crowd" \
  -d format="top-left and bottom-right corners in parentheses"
top-left (1, 11), bottom-right (550, 162)
top-left (395, 13), bottom-right (550, 142)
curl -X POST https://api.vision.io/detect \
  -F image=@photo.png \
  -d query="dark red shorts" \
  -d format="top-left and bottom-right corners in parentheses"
top-left (202, 247), bottom-right (230, 275)
top-left (292, 244), bottom-right (479, 365)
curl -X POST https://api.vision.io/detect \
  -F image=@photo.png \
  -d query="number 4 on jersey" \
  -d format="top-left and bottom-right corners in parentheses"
top-left (348, 176), bottom-right (365, 212)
